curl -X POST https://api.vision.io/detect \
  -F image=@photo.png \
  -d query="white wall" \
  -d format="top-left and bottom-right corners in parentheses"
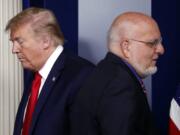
top-left (0, 0), bottom-right (23, 135)
top-left (78, 0), bottom-right (152, 106)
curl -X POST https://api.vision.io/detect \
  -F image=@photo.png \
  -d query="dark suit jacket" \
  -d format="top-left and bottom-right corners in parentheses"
top-left (13, 50), bottom-right (94, 135)
top-left (70, 52), bottom-right (158, 135)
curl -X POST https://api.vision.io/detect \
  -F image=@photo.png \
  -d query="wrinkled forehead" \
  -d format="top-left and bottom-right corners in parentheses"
top-left (10, 23), bottom-right (33, 39)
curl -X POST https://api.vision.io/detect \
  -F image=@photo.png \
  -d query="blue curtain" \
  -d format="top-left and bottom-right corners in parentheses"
top-left (152, 0), bottom-right (178, 135)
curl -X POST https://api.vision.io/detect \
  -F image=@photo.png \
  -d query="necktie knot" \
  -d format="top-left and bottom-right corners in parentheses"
top-left (33, 73), bottom-right (41, 90)
top-left (34, 72), bottom-right (41, 81)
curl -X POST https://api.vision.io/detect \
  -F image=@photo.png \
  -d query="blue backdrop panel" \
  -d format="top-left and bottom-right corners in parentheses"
top-left (152, 0), bottom-right (179, 135)
top-left (44, 0), bottom-right (78, 54)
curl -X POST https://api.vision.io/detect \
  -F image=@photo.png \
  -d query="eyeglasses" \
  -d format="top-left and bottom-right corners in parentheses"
top-left (129, 37), bottom-right (162, 47)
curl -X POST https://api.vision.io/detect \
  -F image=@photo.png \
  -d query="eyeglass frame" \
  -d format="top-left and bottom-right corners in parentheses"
top-left (128, 37), bottom-right (162, 47)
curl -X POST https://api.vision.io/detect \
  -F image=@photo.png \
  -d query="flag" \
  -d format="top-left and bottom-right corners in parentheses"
top-left (169, 84), bottom-right (180, 135)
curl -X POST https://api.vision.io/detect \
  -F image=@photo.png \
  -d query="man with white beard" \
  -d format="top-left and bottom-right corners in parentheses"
top-left (70, 12), bottom-right (164, 135)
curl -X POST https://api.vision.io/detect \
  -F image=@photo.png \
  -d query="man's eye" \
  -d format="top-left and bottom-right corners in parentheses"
top-left (147, 41), bottom-right (156, 46)
top-left (147, 38), bottom-right (162, 47)
top-left (17, 40), bottom-right (24, 45)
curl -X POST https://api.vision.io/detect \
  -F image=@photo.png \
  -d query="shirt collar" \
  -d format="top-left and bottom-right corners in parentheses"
top-left (39, 45), bottom-right (63, 80)
top-left (122, 59), bottom-right (142, 83)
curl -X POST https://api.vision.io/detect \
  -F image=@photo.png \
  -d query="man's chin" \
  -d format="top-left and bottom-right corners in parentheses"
top-left (144, 66), bottom-right (157, 76)
top-left (21, 63), bottom-right (33, 70)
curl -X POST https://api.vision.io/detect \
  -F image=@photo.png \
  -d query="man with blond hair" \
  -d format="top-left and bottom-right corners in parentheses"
top-left (6, 7), bottom-right (94, 135)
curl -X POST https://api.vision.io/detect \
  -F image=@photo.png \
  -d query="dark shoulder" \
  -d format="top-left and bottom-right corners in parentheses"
top-left (82, 53), bottom-right (140, 93)
top-left (61, 51), bottom-right (95, 77)
top-left (65, 51), bottom-right (95, 69)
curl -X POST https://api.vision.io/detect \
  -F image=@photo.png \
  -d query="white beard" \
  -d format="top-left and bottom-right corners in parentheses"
top-left (132, 62), bottom-right (157, 78)
top-left (143, 66), bottom-right (157, 77)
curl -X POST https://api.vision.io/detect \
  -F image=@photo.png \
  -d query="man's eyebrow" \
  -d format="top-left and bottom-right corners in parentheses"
top-left (10, 37), bottom-right (20, 42)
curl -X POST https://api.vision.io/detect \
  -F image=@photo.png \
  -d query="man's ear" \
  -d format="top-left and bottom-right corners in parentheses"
top-left (121, 40), bottom-right (130, 58)
top-left (42, 34), bottom-right (51, 49)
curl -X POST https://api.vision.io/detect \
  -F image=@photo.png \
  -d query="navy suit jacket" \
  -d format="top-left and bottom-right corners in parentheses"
top-left (70, 52), bottom-right (158, 135)
top-left (13, 50), bottom-right (94, 135)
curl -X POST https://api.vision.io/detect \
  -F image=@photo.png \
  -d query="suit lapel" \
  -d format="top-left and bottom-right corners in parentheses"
top-left (29, 51), bottom-right (66, 134)
top-left (13, 79), bottom-right (33, 135)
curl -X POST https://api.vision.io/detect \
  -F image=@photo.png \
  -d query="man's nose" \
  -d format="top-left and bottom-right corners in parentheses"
top-left (12, 42), bottom-right (20, 54)
top-left (156, 43), bottom-right (165, 55)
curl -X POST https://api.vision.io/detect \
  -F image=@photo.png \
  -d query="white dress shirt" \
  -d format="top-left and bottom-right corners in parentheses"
top-left (38, 45), bottom-right (63, 96)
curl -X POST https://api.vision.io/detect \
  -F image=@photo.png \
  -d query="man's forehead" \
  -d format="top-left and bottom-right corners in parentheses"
top-left (10, 24), bottom-right (31, 36)
top-left (10, 28), bottom-right (20, 39)
top-left (10, 28), bottom-right (26, 42)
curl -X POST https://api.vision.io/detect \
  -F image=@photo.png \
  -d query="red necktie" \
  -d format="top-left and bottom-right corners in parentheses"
top-left (22, 72), bottom-right (41, 135)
